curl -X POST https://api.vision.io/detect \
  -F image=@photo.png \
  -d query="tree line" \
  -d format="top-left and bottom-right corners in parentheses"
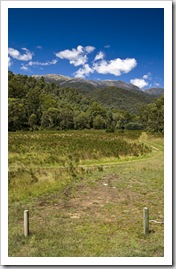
top-left (8, 71), bottom-right (164, 133)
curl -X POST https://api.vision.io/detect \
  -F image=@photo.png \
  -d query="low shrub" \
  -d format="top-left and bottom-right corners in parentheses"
top-left (125, 122), bottom-right (144, 130)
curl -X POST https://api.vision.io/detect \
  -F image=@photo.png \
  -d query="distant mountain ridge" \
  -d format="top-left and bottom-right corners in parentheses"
top-left (33, 74), bottom-right (142, 93)
top-left (144, 88), bottom-right (164, 97)
top-left (33, 74), bottom-right (164, 97)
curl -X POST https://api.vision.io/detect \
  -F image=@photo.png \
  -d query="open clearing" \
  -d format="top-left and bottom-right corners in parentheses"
top-left (8, 130), bottom-right (164, 257)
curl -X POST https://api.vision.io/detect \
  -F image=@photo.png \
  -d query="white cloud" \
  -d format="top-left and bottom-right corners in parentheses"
top-left (51, 59), bottom-right (57, 65)
top-left (20, 65), bottom-right (30, 71)
top-left (154, 82), bottom-right (160, 87)
top-left (55, 45), bottom-right (95, 66)
top-left (143, 74), bottom-right (149, 79)
top-left (104, 45), bottom-right (110, 48)
top-left (94, 51), bottom-right (104, 61)
top-left (56, 45), bottom-right (136, 77)
top-left (21, 48), bottom-right (28, 52)
top-left (8, 57), bottom-right (12, 67)
top-left (93, 58), bottom-right (137, 76)
top-left (8, 47), bottom-right (33, 61)
top-left (143, 72), bottom-right (151, 80)
top-left (20, 59), bottom-right (57, 71)
top-left (70, 55), bottom-right (87, 66)
top-left (77, 45), bottom-right (84, 53)
top-left (130, 78), bottom-right (149, 89)
top-left (85, 46), bottom-right (95, 53)
top-left (74, 64), bottom-right (93, 78)
top-left (130, 72), bottom-right (153, 89)
top-left (27, 59), bottom-right (57, 66)
top-left (36, 46), bottom-right (42, 49)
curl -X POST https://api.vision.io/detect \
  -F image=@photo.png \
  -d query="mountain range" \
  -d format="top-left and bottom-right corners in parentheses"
top-left (145, 87), bottom-right (164, 96)
top-left (30, 74), bottom-right (164, 114)
top-left (33, 74), bottom-right (164, 97)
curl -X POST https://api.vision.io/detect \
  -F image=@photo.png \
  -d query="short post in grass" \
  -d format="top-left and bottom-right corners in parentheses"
top-left (24, 210), bottom-right (29, 237)
top-left (143, 207), bottom-right (149, 235)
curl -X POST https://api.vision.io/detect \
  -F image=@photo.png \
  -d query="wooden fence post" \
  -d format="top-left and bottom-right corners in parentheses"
top-left (143, 207), bottom-right (149, 235)
top-left (24, 210), bottom-right (29, 237)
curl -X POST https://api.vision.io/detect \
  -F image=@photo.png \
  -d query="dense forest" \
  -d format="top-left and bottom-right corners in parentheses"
top-left (8, 71), bottom-right (164, 133)
top-left (81, 86), bottom-right (156, 114)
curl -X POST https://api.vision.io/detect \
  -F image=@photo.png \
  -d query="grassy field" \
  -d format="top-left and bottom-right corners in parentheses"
top-left (8, 130), bottom-right (164, 257)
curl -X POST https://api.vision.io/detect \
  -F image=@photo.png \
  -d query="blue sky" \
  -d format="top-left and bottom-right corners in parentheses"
top-left (8, 8), bottom-right (164, 89)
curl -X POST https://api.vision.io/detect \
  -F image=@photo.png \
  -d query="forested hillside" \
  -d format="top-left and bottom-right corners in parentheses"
top-left (34, 74), bottom-right (156, 113)
top-left (85, 87), bottom-right (154, 113)
top-left (8, 71), bottom-right (164, 133)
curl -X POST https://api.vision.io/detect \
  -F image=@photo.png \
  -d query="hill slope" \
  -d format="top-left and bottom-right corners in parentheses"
top-left (33, 74), bottom-right (142, 93)
top-left (144, 88), bottom-right (164, 97)
top-left (86, 86), bottom-right (155, 113)
top-left (33, 74), bottom-right (155, 113)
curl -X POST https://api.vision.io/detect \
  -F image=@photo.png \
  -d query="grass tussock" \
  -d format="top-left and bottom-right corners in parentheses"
top-left (8, 130), bottom-right (151, 169)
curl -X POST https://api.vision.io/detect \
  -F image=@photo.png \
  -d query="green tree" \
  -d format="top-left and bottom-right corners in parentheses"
top-left (36, 76), bottom-right (45, 89)
top-left (88, 101), bottom-right (106, 117)
top-left (8, 98), bottom-right (27, 131)
top-left (40, 93), bottom-right (58, 112)
top-left (115, 111), bottom-right (133, 129)
top-left (25, 86), bottom-right (42, 124)
top-left (8, 71), bottom-right (14, 80)
top-left (29, 114), bottom-right (37, 131)
top-left (41, 107), bottom-right (60, 129)
top-left (8, 76), bottom-right (28, 99)
top-left (140, 95), bottom-right (164, 133)
top-left (74, 111), bottom-right (91, 129)
top-left (93, 115), bottom-right (106, 129)
top-left (125, 122), bottom-right (144, 130)
top-left (59, 108), bottom-right (74, 130)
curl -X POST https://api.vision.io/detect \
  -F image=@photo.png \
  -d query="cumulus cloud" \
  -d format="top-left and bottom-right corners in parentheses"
top-left (56, 45), bottom-right (137, 77)
top-left (74, 64), bottom-right (93, 78)
top-left (8, 47), bottom-right (33, 61)
top-left (130, 78), bottom-right (149, 89)
top-left (73, 57), bottom-right (137, 78)
top-left (84, 46), bottom-right (95, 53)
top-left (27, 59), bottom-right (57, 66)
top-left (130, 72), bottom-right (153, 89)
top-left (94, 51), bottom-right (104, 61)
top-left (93, 58), bottom-right (137, 76)
top-left (55, 45), bottom-right (95, 66)
top-left (8, 57), bottom-right (12, 67)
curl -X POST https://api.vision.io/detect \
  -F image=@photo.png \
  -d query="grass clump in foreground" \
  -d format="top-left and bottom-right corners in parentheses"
top-left (8, 130), bottom-right (164, 257)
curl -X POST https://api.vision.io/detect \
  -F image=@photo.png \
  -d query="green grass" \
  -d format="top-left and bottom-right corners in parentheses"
top-left (8, 130), bottom-right (151, 169)
top-left (8, 130), bottom-right (164, 257)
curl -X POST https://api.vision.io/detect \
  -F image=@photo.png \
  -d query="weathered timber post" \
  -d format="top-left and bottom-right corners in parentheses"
top-left (143, 207), bottom-right (149, 235)
top-left (24, 210), bottom-right (29, 237)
